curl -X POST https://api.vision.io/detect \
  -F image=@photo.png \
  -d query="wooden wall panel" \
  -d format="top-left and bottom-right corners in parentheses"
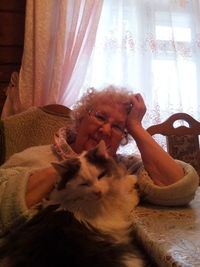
top-left (0, 64), bottom-right (20, 81)
top-left (0, 13), bottom-right (25, 45)
top-left (0, 83), bottom-right (7, 115)
top-left (0, 0), bottom-right (26, 11)
top-left (0, 0), bottom-right (26, 116)
top-left (0, 46), bottom-right (23, 64)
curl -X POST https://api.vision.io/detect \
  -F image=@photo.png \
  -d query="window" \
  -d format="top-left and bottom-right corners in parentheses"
top-left (80, 0), bottom-right (200, 153)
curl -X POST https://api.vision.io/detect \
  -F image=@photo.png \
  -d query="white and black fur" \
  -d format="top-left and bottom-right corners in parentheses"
top-left (0, 141), bottom-right (151, 267)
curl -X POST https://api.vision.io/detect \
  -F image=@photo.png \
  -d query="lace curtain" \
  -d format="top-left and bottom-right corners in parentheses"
top-left (1, 0), bottom-right (103, 118)
top-left (78, 0), bottom-right (200, 153)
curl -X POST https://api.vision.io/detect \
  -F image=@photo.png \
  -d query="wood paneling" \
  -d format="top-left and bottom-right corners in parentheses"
top-left (0, 46), bottom-right (23, 64)
top-left (0, 13), bottom-right (25, 45)
top-left (0, 83), bottom-right (7, 115)
top-left (0, 64), bottom-right (20, 81)
top-left (0, 0), bottom-right (26, 11)
top-left (0, 0), bottom-right (26, 116)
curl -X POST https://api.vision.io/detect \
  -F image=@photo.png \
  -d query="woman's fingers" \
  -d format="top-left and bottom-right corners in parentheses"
top-left (130, 94), bottom-right (146, 115)
top-left (132, 94), bottom-right (145, 107)
top-left (126, 93), bottom-right (146, 131)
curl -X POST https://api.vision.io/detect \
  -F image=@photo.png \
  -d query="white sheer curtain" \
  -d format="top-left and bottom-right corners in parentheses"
top-left (78, 0), bottom-right (200, 153)
top-left (81, 0), bottom-right (200, 128)
top-left (1, 0), bottom-right (103, 118)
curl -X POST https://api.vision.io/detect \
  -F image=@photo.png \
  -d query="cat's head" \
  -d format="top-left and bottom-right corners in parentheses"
top-left (51, 141), bottom-right (121, 205)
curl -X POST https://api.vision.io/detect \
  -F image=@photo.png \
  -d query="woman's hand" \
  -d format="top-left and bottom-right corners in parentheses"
top-left (126, 93), bottom-right (146, 135)
top-left (26, 166), bottom-right (59, 208)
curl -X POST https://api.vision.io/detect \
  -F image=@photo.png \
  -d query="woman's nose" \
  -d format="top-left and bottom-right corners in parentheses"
top-left (99, 123), bottom-right (112, 136)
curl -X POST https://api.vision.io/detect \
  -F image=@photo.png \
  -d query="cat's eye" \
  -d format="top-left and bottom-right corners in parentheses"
top-left (134, 183), bottom-right (139, 190)
top-left (98, 170), bottom-right (107, 180)
top-left (112, 123), bottom-right (124, 133)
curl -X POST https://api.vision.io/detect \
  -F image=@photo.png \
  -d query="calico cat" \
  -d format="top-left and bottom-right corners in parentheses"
top-left (0, 141), bottom-right (150, 267)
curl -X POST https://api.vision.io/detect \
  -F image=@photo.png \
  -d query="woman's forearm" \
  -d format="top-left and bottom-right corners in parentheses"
top-left (25, 167), bottom-right (58, 208)
top-left (130, 125), bottom-right (184, 186)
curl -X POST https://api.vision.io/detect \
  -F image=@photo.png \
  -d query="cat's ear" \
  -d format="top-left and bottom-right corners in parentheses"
top-left (95, 140), bottom-right (109, 158)
top-left (51, 159), bottom-right (80, 190)
top-left (85, 140), bottom-right (110, 166)
top-left (84, 140), bottom-right (109, 162)
top-left (51, 158), bottom-right (80, 176)
top-left (51, 161), bottom-right (70, 175)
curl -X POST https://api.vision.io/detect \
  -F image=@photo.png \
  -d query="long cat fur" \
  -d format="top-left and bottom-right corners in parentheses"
top-left (0, 141), bottom-right (151, 267)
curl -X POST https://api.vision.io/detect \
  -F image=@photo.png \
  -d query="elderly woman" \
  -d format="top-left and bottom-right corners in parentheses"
top-left (0, 86), bottom-right (199, 235)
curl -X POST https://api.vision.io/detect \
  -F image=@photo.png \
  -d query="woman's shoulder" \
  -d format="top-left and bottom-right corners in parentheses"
top-left (21, 144), bottom-right (53, 155)
top-left (2, 145), bottom-right (57, 168)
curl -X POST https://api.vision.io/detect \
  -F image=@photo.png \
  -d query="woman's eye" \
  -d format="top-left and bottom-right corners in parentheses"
top-left (95, 113), bottom-right (106, 122)
top-left (98, 170), bottom-right (107, 180)
top-left (80, 182), bottom-right (89, 186)
top-left (112, 124), bottom-right (123, 132)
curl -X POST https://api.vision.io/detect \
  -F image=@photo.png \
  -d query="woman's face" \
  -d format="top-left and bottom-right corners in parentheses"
top-left (72, 103), bottom-right (127, 157)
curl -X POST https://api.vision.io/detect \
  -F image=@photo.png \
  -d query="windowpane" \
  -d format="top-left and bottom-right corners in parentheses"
top-left (156, 26), bottom-right (191, 42)
top-left (152, 59), bottom-right (198, 112)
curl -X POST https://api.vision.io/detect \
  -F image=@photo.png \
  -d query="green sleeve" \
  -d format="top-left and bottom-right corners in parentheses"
top-left (137, 160), bottom-right (199, 206)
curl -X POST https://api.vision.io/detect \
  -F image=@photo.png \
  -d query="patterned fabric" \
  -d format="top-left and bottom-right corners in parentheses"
top-left (132, 187), bottom-right (200, 267)
top-left (168, 134), bottom-right (200, 177)
top-left (51, 127), bottom-right (76, 160)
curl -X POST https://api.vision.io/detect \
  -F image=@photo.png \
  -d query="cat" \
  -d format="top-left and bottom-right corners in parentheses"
top-left (0, 141), bottom-right (150, 267)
